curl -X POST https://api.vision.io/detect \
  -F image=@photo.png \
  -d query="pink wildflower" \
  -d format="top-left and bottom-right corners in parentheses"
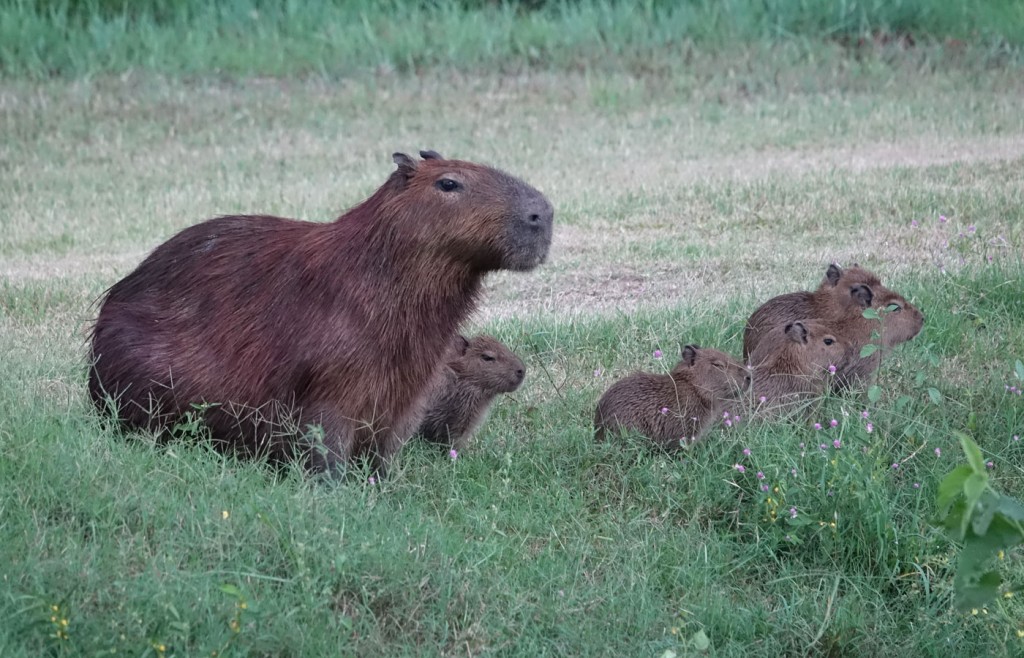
top-left (734, 464), bottom-right (746, 473)
top-left (830, 419), bottom-right (838, 428)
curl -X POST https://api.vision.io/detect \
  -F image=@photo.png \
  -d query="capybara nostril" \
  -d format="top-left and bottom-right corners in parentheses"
top-left (516, 368), bottom-right (525, 380)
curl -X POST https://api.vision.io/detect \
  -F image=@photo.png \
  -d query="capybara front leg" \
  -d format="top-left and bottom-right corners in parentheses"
top-left (297, 403), bottom-right (354, 478)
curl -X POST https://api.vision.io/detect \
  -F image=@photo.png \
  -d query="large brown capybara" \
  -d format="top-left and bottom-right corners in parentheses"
top-left (749, 320), bottom-right (855, 416)
top-left (88, 150), bottom-right (554, 476)
top-left (417, 334), bottom-right (525, 451)
top-left (593, 345), bottom-right (750, 450)
top-left (743, 263), bottom-right (924, 389)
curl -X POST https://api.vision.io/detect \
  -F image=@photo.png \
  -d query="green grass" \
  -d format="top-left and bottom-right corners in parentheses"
top-left (3, 48), bottom-right (1024, 656)
top-left (2, 0), bottom-right (1024, 78)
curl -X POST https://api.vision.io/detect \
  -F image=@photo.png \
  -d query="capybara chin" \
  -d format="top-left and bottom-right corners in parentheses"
top-left (87, 150), bottom-right (554, 476)
top-left (593, 345), bottom-right (750, 451)
top-left (749, 320), bottom-right (855, 416)
top-left (743, 263), bottom-right (924, 388)
top-left (417, 334), bottom-right (526, 451)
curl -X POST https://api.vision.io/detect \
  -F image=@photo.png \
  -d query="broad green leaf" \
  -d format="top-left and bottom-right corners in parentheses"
top-left (937, 465), bottom-right (973, 513)
top-left (660, 650), bottom-right (677, 658)
top-left (862, 308), bottom-right (880, 320)
top-left (971, 492), bottom-right (999, 536)
top-left (927, 388), bottom-right (942, 405)
top-left (867, 385), bottom-right (882, 403)
top-left (979, 515), bottom-right (1024, 552)
top-left (691, 629), bottom-right (710, 651)
top-left (859, 343), bottom-right (878, 358)
top-left (962, 473), bottom-right (989, 539)
top-left (954, 569), bottom-right (1002, 610)
top-left (219, 584), bottom-right (243, 597)
top-left (1015, 359), bottom-right (1024, 382)
top-left (957, 433), bottom-right (987, 475)
top-left (996, 495), bottom-right (1024, 523)
top-left (941, 498), bottom-right (966, 534)
top-left (895, 394), bottom-right (912, 411)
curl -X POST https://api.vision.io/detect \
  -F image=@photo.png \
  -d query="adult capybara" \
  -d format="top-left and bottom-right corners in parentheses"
top-left (749, 320), bottom-right (854, 415)
top-left (743, 263), bottom-right (923, 388)
top-left (593, 345), bottom-right (750, 450)
top-left (417, 334), bottom-right (525, 451)
top-left (88, 150), bottom-right (554, 475)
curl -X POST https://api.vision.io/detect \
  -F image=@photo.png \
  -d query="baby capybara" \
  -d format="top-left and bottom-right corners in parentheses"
top-left (743, 263), bottom-right (923, 388)
top-left (417, 334), bottom-right (525, 451)
top-left (749, 320), bottom-right (854, 415)
top-left (88, 150), bottom-right (554, 476)
top-left (593, 345), bottom-right (750, 450)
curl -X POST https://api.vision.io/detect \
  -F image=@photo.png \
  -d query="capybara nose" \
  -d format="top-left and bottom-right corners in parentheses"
top-left (516, 367), bottom-right (525, 380)
top-left (523, 196), bottom-right (554, 231)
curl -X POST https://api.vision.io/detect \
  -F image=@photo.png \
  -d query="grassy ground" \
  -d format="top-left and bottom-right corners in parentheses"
top-left (3, 0), bottom-right (1024, 78)
top-left (2, 48), bottom-right (1024, 656)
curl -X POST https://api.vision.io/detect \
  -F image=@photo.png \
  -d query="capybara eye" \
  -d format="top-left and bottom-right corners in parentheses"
top-left (888, 303), bottom-right (902, 312)
top-left (435, 178), bottom-right (462, 193)
top-left (823, 338), bottom-right (835, 346)
top-left (481, 353), bottom-right (495, 362)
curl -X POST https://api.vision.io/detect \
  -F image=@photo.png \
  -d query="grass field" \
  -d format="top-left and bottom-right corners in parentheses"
top-left (2, 42), bottom-right (1024, 656)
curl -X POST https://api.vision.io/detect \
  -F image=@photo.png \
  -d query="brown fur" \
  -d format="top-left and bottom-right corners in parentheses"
top-left (593, 345), bottom-right (750, 450)
top-left (743, 263), bottom-right (924, 388)
top-left (88, 151), bottom-right (554, 476)
top-left (417, 334), bottom-right (525, 451)
top-left (749, 320), bottom-right (855, 415)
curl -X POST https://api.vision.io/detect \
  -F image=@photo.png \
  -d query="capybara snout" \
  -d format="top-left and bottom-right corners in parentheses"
top-left (501, 180), bottom-right (554, 271)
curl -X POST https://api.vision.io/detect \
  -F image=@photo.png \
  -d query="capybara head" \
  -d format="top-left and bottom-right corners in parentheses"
top-left (447, 334), bottom-right (526, 394)
top-left (674, 344), bottom-right (750, 400)
top-left (817, 263), bottom-right (924, 347)
top-left (756, 320), bottom-right (851, 372)
top-left (384, 150), bottom-right (554, 272)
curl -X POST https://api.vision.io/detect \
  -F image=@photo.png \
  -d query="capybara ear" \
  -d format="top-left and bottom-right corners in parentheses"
top-left (454, 334), bottom-right (470, 356)
top-left (681, 344), bottom-right (699, 366)
top-left (850, 284), bottom-right (873, 308)
top-left (419, 150), bottom-right (444, 160)
top-left (785, 322), bottom-right (809, 344)
top-left (826, 263), bottom-right (843, 286)
top-left (392, 152), bottom-right (417, 175)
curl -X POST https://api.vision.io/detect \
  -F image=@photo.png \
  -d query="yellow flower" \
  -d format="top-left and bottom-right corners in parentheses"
top-left (998, 550), bottom-right (1005, 560)
top-left (1004, 591), bottom-right (1014, 599)
top-left (222, 510), bottom-right (230, 520)
top-left (1017, 629), bottom-right (1024, 638)
top-left (971, 608), bottom-right (979, 615)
